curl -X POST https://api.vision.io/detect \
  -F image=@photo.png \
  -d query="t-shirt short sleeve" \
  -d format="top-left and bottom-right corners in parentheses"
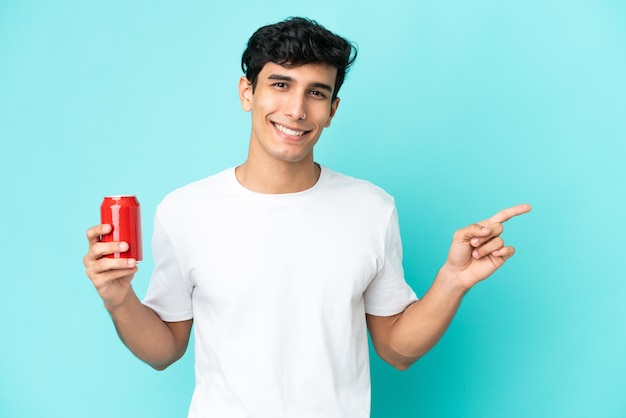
top-left (364, 207), bottom-right (418, 316)
top-left (142, 211), bottom-right (194, 322)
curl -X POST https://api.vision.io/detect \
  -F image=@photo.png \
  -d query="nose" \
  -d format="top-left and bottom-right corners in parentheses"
top-left (283, 91), bottom-right (307, 121)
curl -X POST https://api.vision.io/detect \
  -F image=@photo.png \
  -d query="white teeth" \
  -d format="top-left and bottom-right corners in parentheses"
top-left (275, 123), bottom-right (305, 136)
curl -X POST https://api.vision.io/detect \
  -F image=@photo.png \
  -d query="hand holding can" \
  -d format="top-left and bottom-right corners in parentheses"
top-left (100, 195), bottom-right (143, 261)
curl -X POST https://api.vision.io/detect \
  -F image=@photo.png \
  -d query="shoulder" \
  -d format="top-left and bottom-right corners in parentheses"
top-left (321, 166), bottom-right (395, 206)
top-left (157, 167), bottom-right (235, 214)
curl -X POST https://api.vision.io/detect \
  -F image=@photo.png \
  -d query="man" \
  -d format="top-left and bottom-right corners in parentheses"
top-left (84, 17), bottom-right (530, 417)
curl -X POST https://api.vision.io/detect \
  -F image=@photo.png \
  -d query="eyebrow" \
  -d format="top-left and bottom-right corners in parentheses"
top-left (267, 74), bottom-right (334, 94)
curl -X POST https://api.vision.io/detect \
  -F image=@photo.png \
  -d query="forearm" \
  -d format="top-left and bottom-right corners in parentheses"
top-left (376, 204), bottom-right (531, 370)
top-left (105, 289), bottom-right (187, 370)
top-left (385, 265), bottom-right (468, 368)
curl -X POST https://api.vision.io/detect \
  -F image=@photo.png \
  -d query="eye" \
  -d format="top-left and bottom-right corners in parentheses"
top-left (273, 82), bottom-right (288, 89)
top-left (309, 90), bottom-right (327, 99)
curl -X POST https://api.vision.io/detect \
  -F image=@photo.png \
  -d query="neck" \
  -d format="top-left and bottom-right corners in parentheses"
top-left (235, 159), bottom-right (321, 194)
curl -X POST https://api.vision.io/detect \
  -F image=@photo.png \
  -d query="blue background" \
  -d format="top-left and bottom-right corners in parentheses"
top-left (1, 1), bottom-right (625, 417)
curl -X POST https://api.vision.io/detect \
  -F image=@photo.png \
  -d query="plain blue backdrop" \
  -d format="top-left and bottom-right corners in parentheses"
top-left (1, 1), bottom-right (625, 417)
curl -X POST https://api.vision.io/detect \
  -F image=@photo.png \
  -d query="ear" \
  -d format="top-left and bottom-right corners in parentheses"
top-left (239, 76), bottom-right (253, 112)
top-left (324, 97), bottom-right (341, 127)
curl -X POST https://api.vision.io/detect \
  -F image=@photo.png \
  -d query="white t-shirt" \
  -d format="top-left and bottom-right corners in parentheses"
top-left (143, 166), bottom-right (417, 418)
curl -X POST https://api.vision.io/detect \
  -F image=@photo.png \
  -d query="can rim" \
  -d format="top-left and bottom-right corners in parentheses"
top-left (103, 195), bottom-right (137, 198)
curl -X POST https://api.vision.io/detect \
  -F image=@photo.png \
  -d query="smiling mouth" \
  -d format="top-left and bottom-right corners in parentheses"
top-left (273, 122), bottom-right (307, 137)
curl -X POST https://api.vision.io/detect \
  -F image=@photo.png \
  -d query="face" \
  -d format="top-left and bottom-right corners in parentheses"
top-left (239, 62), bottom-right (340, 167)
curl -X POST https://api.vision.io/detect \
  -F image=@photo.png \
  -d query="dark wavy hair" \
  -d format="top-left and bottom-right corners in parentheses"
top-left (241, 17), bottom-right (358, 101)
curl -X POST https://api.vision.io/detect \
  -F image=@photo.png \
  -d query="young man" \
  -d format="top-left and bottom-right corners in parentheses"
top-left (84, 17), bottom-right (530, 417)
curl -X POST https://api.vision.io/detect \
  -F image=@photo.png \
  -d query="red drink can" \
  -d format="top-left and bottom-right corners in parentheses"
top-left (100, 195), bottom-right (143, 261)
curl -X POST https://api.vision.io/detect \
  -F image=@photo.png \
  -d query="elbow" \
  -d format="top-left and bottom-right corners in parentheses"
top-left (389, 355), bottom-right (420, 371)
top-left (150, 363), bottom-right (170, 371)
top-left (145, 342), bottom-right (189, 371)
top-left (393, 361), bottom-right (412, 372)
top-left (148, 359), bottom-right (174, 371)
top-left (145, 351), bottom-right (184, 371)
top-left (378, 347), bottom-right (422, 371)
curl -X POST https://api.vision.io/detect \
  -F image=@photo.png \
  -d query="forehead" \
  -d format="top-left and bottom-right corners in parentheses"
top-left (258, 62), bottom-right (338, 87)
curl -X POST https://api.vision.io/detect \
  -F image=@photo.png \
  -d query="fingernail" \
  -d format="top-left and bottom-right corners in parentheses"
top-left (127, 258), bottom-right (136, 266)
top-left (119, 242), bottom-right (128, 251)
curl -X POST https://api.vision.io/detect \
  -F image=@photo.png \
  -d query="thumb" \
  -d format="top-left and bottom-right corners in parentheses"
top-left (455, 223), bottom-right (491, 244)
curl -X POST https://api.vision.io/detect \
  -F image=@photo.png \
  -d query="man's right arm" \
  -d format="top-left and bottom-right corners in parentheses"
top-left (84, 224), bottom-right (192, 370)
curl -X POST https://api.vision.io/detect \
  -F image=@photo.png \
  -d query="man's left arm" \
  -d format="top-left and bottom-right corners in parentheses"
top-left (367, 204), bottom-right (531, 370)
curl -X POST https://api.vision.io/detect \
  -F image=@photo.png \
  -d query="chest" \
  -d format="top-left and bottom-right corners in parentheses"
top-left (180, 200), bottom-right (384, 311)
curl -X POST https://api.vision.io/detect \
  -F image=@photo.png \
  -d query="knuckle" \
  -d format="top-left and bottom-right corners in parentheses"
top-left (86, 225), bottom-right (100, 238)
top-left (91, 241), bottom-right (114, 259)
top-left (86, 247), bottom-right (99, 261)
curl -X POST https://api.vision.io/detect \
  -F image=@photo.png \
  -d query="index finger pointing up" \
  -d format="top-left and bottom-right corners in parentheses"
top-left (485, 204), bottom-right (532, 225)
